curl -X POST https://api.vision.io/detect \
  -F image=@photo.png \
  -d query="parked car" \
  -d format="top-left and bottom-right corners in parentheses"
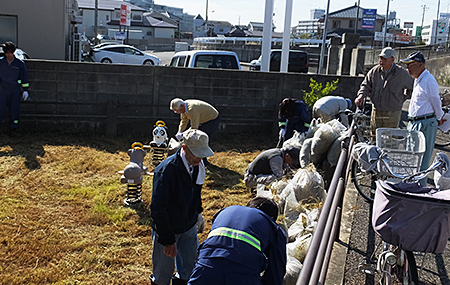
top-left (250, 49), bottom-right (308, 73)
top-left (169, 50), bottom-right (241, 70)
top-left (0, 47), bottom-right (30, 60)
top-left (89, 44), bottom-right (161, 66)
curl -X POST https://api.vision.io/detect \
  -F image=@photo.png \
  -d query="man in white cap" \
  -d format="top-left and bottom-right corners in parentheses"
top-left (355, 47), bottom-right (414, 139)
top-left (150, 129), bottom-right (214, 285)
top-left (312, 95), bottom-right (352, 127)
top-left (401, 51), bottom-right (446, 186)
top-left (170, 98), bottom-right (220, 141)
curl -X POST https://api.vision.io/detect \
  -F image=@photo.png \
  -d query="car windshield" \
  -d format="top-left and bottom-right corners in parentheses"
top-left (194, 54), bottom-right (238, 69)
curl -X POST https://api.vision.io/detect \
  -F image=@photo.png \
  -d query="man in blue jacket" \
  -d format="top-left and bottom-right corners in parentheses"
top-left (150, 129), bottom-right (214, 285)
top-left (187, 197), bottom-right (287, 285)
top-left (0, 41), bottom-right (29, 136)
top-left (278, 98), bottom-right (311, 144)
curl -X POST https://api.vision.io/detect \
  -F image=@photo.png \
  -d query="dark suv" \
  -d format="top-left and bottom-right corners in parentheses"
top-left (250, 49), bottom-right (308, 73)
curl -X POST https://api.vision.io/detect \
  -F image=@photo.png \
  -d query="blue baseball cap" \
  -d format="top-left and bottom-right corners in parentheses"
top-left (400, 51), bottom-right (425, 64)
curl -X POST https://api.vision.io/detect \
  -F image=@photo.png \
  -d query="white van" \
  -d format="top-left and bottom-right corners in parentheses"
top-left (169, 50), bottom-right (241, 70)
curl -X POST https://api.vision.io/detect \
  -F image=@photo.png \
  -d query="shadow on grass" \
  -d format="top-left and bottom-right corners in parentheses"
top-left (205, 163), bottom-right (244, 192)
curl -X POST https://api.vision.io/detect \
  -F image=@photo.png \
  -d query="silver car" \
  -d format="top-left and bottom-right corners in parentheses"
top-left (90, 44), bottom-right (161, 66)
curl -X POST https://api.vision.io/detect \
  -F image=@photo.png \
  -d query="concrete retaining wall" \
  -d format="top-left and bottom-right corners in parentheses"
top-left (20, 60), bottom-right (363, 137)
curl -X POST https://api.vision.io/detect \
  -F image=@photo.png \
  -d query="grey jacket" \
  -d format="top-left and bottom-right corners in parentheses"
top-left (357, 63), bottom-right (414, 111)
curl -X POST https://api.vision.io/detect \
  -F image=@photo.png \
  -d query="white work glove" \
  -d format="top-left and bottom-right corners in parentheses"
top-left (175, 131), bottom-right (183, 141)
top-left (22, 91), bottom-right (29, 101)
top-left (279, 128), bottom-right (286, 139)
top-left (196, 213), bottom-right (205, 233)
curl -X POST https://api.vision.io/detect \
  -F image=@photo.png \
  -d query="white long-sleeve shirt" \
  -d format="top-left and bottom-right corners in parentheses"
top-left (408, 69), bottom-right (444, 120)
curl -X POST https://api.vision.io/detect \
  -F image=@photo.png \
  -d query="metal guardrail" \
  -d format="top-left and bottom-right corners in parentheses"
top-left (297, 121), bottom-right (357, 285)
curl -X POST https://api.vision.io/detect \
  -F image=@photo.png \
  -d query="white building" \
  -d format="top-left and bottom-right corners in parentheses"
top-left (421, 18), bottom-right (449, 45)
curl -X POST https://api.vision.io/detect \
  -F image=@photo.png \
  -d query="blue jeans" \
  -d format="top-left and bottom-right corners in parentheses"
top-left (152, 225), bottom-right (199, 285)
top-left (407, 117), bottom-right (438, 186)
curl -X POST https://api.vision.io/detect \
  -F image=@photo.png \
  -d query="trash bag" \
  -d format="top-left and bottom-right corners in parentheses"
top-left (283, 130), bottom-right (306, 150)
top-left (287, 212), bottom-right (307, 242)
top-left (433, 153), bottom-right (450, 190)
top-left (270, 180), bottom-right (289, 196)
top-left (283, 256), bottom-right (303, 285)
top-left (286, 233), bottom-right (312, 263)
top-left (299, 138), bottom-right (313, 168)
top-left (327, 135), bottom-right (346, 167)
top-left (279, 184), bottom-right (301, 228)
top-left (256, 183), bottom-right (274, 199)
top-left (290, 167), bottom-right (326, 202)
top-left (311, 123), bottom-right (341, 156)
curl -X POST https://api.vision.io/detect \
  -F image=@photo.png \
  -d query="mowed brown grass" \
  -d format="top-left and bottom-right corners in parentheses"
top-left (0, 132), bottom-right (274, 285)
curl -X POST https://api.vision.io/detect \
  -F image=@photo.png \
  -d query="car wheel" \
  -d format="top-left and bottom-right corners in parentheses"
top-left (101, 58), bottom-right (112, 63)
top-left (143, 60), bottom-right (154, 66)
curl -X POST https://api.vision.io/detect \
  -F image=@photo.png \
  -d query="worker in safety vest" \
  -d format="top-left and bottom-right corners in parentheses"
top-left (187, 197), bottom-right (286, 285)
top-left (0, 41), bottom-right (29, 135)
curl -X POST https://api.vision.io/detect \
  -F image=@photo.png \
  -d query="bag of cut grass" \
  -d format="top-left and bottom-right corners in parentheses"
top-left (290, 166), bottom-right (326, 202)
top-left (283, 256), bottom-right (303, 285)
top-left (310, 123), bottom-right (340, 156)
top-left (256, 184), bottom-right (273, 199)
top-left (287, 212), bottom-right (307, 242)
top-left (286, 233), bottom-right (312, 263)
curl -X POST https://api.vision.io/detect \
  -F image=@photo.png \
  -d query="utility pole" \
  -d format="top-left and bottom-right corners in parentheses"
top-left (420, 5), bottom-right (428, 42)
top-left (205, 0), bottom-right (209, 36)
top-left (94, 0), bottom-right (98, 44)
top-left (354, 0), bottom-right (360, 34)
top-left (434, 0), bottom-right (441, 46)
top-left (382, 0), bottom-right (391, 48)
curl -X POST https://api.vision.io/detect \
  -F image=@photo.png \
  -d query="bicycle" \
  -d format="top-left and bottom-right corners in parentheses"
top-left (358, 151), bottom-right (450, 285)
top-left (350, 128), bottom-right (426, 203)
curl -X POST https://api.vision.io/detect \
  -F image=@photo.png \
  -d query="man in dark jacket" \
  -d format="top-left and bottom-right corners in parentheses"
top-left (0, 41), bottom-right (29, 135)
top-left (150, 129), bottom-right (214, 285)
top-left (278, 98), bottom-right (311, 142)
top-left (187, 197), bottom-right (287, 285)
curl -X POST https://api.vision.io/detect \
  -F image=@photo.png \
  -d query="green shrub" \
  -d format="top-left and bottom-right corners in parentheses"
top-left (302, 78), bottom-right (339, 107)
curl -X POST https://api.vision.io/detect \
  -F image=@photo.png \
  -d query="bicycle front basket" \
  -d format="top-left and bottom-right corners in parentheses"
top-left (372, 180), bottom-right (450, 254)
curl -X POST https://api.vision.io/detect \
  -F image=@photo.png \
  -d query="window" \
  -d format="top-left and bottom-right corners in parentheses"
top-left (106, 15), bottom-right (109, 21)
top-left (332, 20), bottom-right (341, 29)
top-left (177, 56), bottom-right (186, 67)
top-left (132, 14), bottom-right (142, 21)
top-left (349, 20), bottom-right (354, 28)
top-left (105, 47), bottom-right (125, 53)
top-left (0, 15), bottom-right (17, 44)
top-left (147, 31), bottom-right (153, 36)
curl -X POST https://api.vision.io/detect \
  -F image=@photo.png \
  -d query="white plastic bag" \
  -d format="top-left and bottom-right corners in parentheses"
top-left (311, 124), bottom-right (340, 156)
top-left (286, 233), bottom-right (312, 263)
top-left (283, 256), bottom-right (303, 285)
top-left (290, 168), bottom-right (326, 202)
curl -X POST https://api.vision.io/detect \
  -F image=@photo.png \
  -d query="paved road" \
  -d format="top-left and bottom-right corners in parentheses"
top-left (327, 98), bottom-right (450, 285)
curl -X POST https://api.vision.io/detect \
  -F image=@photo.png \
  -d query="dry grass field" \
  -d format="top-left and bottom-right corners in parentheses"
top-left (0, 131), bottom-right (274, 285)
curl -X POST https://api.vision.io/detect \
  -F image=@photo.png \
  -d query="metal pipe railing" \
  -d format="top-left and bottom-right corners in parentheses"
top-left (297, 120), bottom-right (357, 285)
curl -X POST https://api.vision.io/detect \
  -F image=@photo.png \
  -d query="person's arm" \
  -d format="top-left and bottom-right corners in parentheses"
top-left (261, 227), bottom-right (287, 285)
top-left (403, 70), bottom-right (414, 100)
top-left (178, 113), bottom-right (189, 132)
top-left (20, 61), bottom-right (29, 91)
top-left (356, 70), bottom-right (374, 106)
top-left (427, 80), bottom-right (445, 123)
top-left (150, 165), bottom-right (176, 246)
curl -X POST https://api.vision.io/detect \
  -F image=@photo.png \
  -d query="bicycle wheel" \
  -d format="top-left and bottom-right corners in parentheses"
top-left (351, 159), bottom-right (375, 203)
top-left (435, 128), bottom-right (450, 147)
top-left (394, 250), bottom-right (419, 285)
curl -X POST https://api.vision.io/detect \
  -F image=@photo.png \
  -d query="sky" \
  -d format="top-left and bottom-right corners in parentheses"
top-left (157, 0), bottom-right (450, 33)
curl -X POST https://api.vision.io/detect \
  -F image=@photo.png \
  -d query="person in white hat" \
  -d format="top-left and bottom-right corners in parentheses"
top-left (355, 47), bottom-right (414, 140)
top-left (150, 129), bottom-right (214, 285)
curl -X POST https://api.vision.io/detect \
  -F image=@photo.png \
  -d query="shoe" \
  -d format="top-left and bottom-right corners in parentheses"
top-left (171, 276), bottom-right (188, 285)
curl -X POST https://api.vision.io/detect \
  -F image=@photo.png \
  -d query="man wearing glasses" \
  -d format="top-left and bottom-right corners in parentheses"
top-left (401, 51), bottom-right (446, 186)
